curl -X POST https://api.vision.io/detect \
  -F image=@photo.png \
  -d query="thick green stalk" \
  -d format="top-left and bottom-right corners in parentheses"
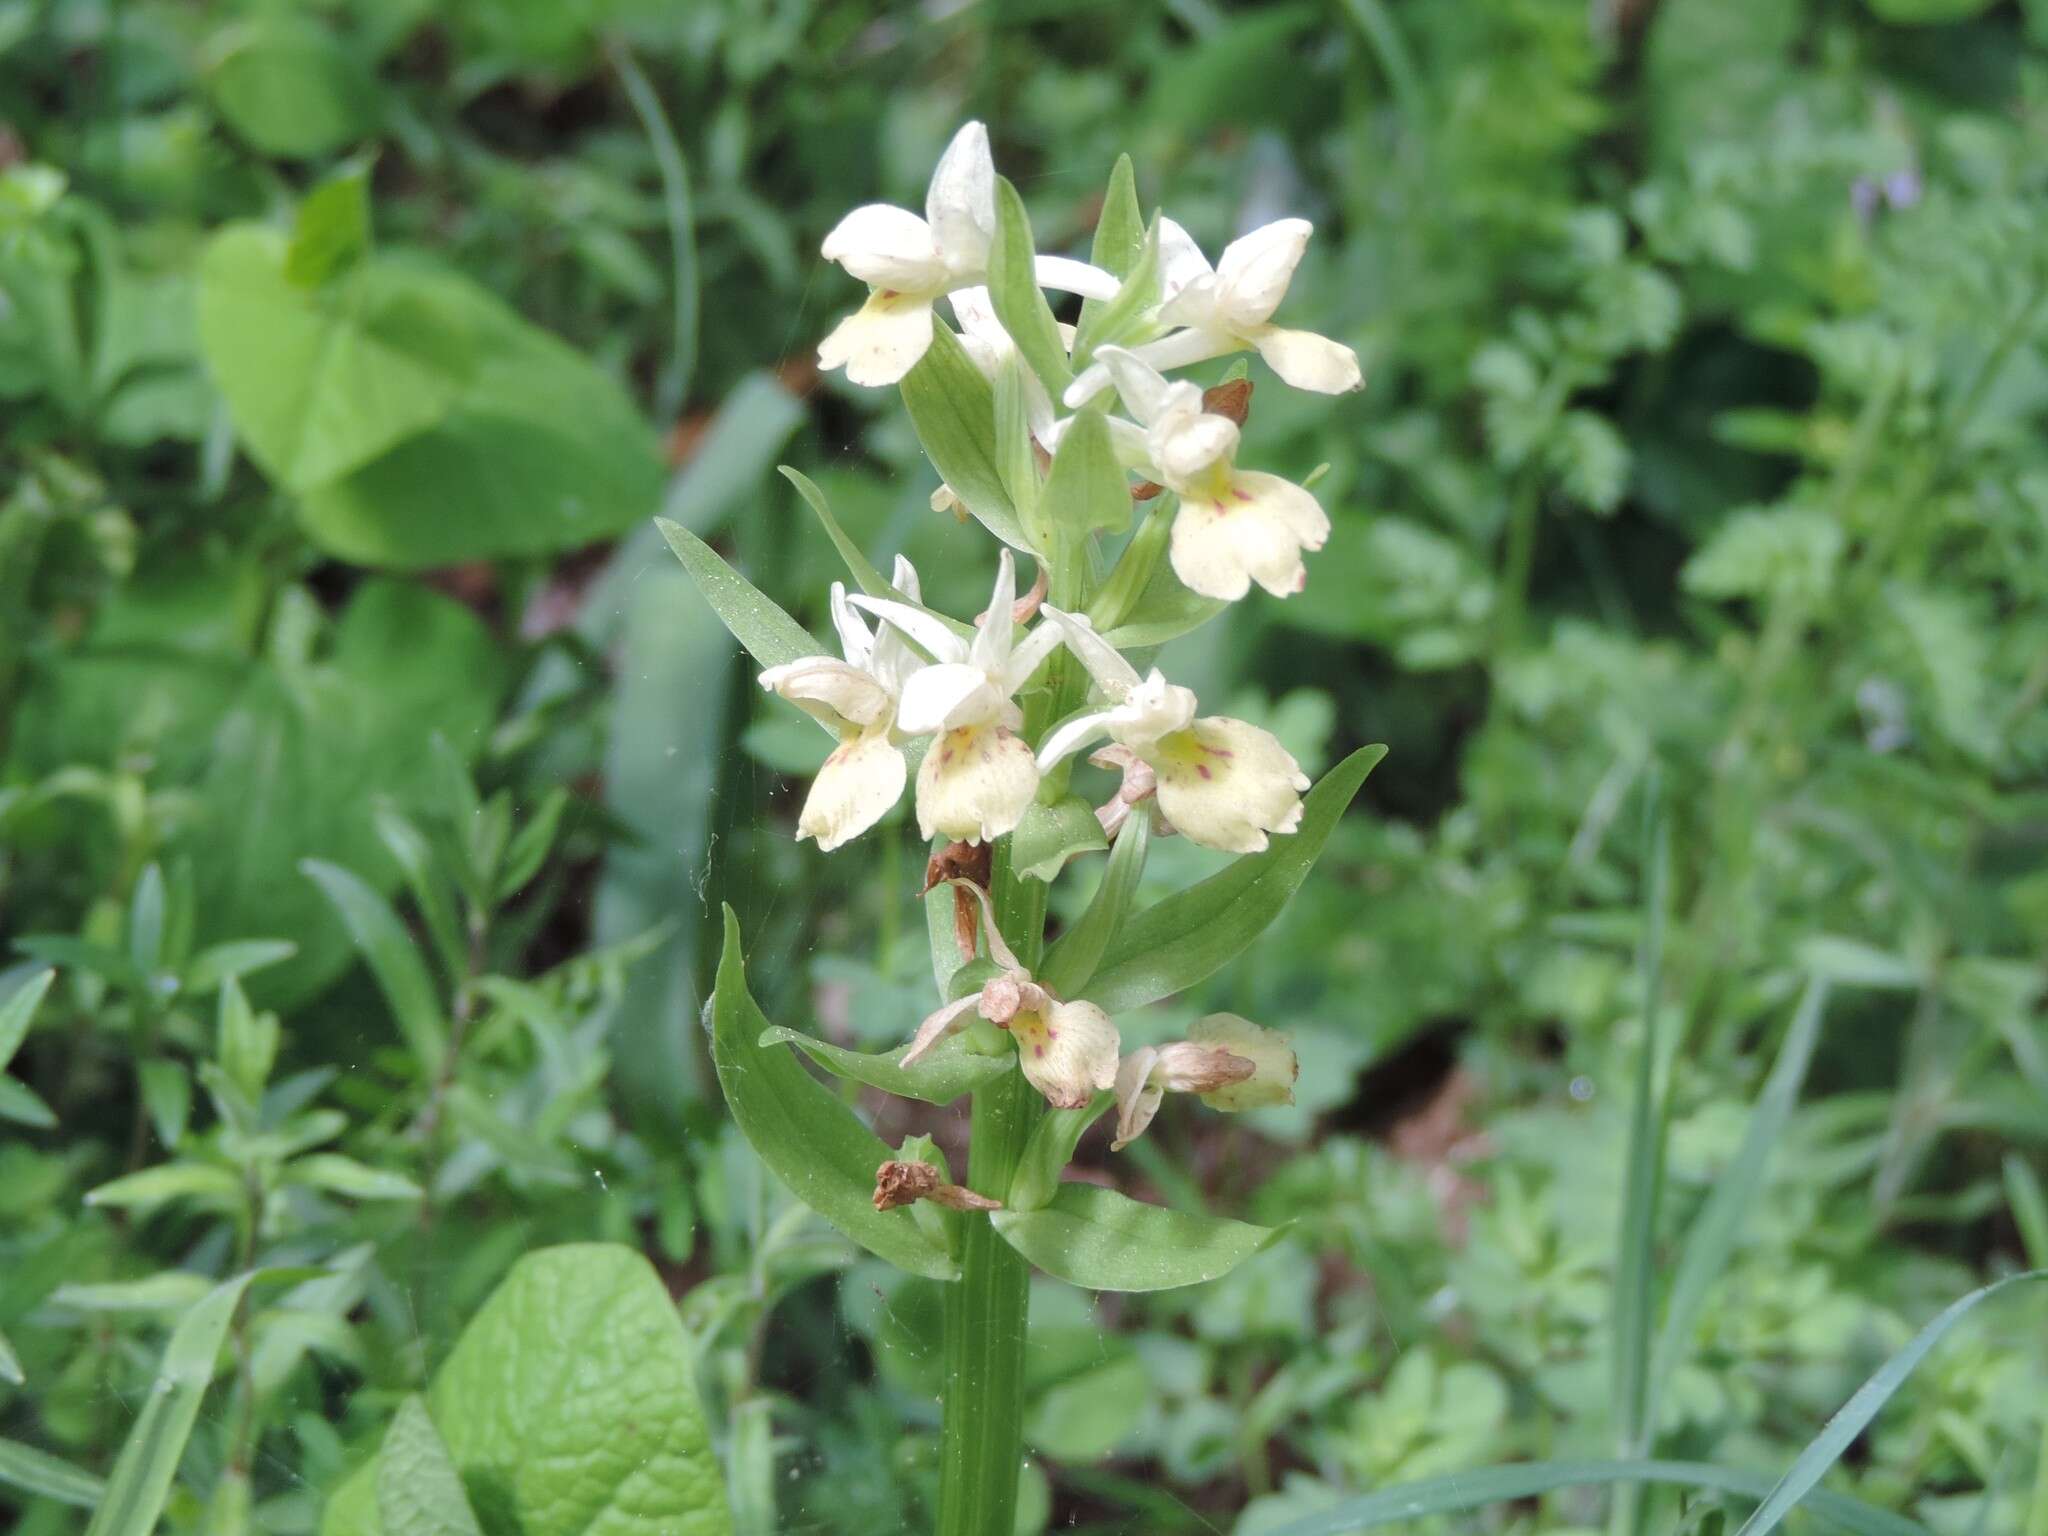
top-left (935, 538), bottom-right (1083, 1533)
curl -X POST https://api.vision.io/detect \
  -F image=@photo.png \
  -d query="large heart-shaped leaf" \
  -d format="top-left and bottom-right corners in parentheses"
top-left (323, 1246), bottom-right (731, 1536)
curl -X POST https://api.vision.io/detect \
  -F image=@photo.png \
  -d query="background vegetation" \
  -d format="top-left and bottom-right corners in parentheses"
top-left (3, 1), bottom-right (2047, 1533)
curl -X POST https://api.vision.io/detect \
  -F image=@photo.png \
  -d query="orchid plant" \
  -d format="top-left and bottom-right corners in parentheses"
top-left (659, 123), bottom-right (1384, 1533)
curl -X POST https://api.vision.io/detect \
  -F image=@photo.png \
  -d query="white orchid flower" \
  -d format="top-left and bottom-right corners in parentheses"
top-left (1035, 607), bottom-right (1311, 854)
top-left (1111, 1014), bottom-right (1297, 1150)
top-left (1089, 346), bottom-right (1331, 602)
top-left (1064, 217), bottom-right (1363, 404)
top-left (905, 882), bottom-right (1120, 1109)
top-left (757, 560), bottom-right (929, 851)
top-left (817, 122), bottom-right (1118, 387)
top-left (850, 550), bottom-right (1064, 844)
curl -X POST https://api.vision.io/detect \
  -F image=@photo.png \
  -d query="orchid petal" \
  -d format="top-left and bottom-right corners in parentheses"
top-left (1145, 716), bottom-right (1309, 854)
top-left (1214, 217), bottom-right (1311, 329)
top-left (821, 204), bottom-right (945, 289)
top-left (1169, 469), bottom-right (1329, 601)
top-left (817, 291), bottom-right (937, 387)
top-left (1013, 999), bottom-right (1120, 1109)
top-left (847, 593), bottom-right (967, 663)
top-left (1036, 606), bottom-right (1142, 697)
top-left (916, 723), bottom-right (1039, 844)
top-left (1033, 254), bottom-right (1121, 301)
top-left (798, 729), bottom-right (908, 851)
top-left (925, 122), bottom-right (996, 274)
top-left (898, 662), bottom-right (1006, 735)
top-left (971, 549), bottom-right (1017, 673)
top-left (1035, 709), bottom-right (1118, 773)
top-left (903, 993), bottom-right (982, 1066)
top-left (759, 656), bottom-right (893, 729)
top-left (997, 617), bottom-right (1065, 696)
top-left (1252, 325), bottom-right (1364, 394)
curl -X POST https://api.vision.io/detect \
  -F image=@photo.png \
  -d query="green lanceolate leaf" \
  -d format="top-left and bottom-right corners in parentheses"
top-left (655, 517), bottom-right (819, 671)
top-left (1006, 1095), bottom-right (1111, 1213)
top-left (779, 466), bottom-right (900, 600)
top-left (324, 1246), bottom-right (731, 1536)
top-left (1086, 154), bottom-right (1144, 283)
top-left (1099, 536), bottom-right (1229, 649)
top-left (375, 1398), bottom-right (482, 1536)
top-left (1730, 1269), bottom-right (2048, 1536)
top-left (1085, 746), bottom-right (1387, 1012)
top-left (1041, 810), bottom-right (1150, 998)
top-left (995, 356), bottom-right (1044, 546)
top-left (301, 859), bottom-right (447, 1067)
top-left (0, 1329), bottom-right (19, 1386)
top-left (1258, 1459), bottom-right (1929, 1536)
top-left (1072, 220), bottom-right (1162, 376)
top-left (1644, 977), bottom-right (1831, 1439)
top-left (992, 1183), bottom-right (1280, 1291)
top-left (1012, 795), bottom-right (1108, 883)
top-left (987, 177), bottom-right (1074, 398)
top-left (900, 323), bottom-right (1031, 552)
top-left (285, 163), bottom-right (372, 288)
top-left (712, 907), bottom-right (958, 1280)
top-left (0, 1436), bottom-right (107, 1509)
top-left (1041, 408), bottom-right (1131, 538)
top-left (84, 1271), bottom-right (269, 1536)
top-left (758, 1025), bottom-right (1012, 1106)
top-left (0, 967), bottom-right (54, 1071)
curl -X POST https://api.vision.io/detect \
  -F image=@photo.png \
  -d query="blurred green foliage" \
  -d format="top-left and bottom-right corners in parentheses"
top-left (2, 0), bottom-right (2046, 1533)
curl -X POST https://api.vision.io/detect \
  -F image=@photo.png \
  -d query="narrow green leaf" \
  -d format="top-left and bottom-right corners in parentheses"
top-left (1644, 978), bottom-right (1830, 1439)
top-left (85, 1161), bottom-right (245, 1212)
top-left (758, 1025), bottom-right (1012, 1105)
top-left (301, 860), bottom-right (448, 1066)
top-left (1258, 1459), bottom-right (1929, 1536)
top-left (496, 787), bottom-right (569, 900)
top-left (376, 1397), bottom-right (482, 1536)
top-left (986, 177), bottom-right (1074, 397)
top-left (1072, 220), bottom-right (1162, 375)
top-left (1084, 746), bottom-right (1386, 1012)
top-left (0, 1074), bottom-right (55, 1128)
top-left (285, 1153), bottom-right (423, 1201)
top-left (995, 355), bottom-right (1044, 544)
top-left (1098, 534), bottom-right (1229, 649)
top-left (1006, 1095), bottom-right (1111, 1212)
top-left (1040, 409), bottom-right (1131, 538)
top-left (182, 939), bottom-right (298, 994)
top-left (1613, 769), bottom-right (1670, 1463)
top-left (138, 1057), bottom-right (191, 1149)
top-left (1087, 155), bottom-right (1145, 283)
top-left (654, 517), bottom-right (819, 670)
top-left (712, 906), bottom-right (958, 1280)
top-left (11, 935), bottom-right (143, 989)
top-left (0, 968), bottom-right (55, 1071)
top-left (1041, 811), bottom-right (1150, 998)
top-left (52, 1274), bottom-right (216, 1314)
top-left (128, 864), bottom-right (167, 977)
top-left (1733, 1272), bottom-right (2048, 1536)
top-left (84, 1271), bottom-right (267, 1536)
top-left (1011, 795), bottom-right (1108, 883)
top-left (900, 323), bottom-right (1032, 551)
top-left (779, 466), bottom-right (900, 600)
top-left (0, 1329), bottom-right (18, 1386)
top-left (372, 806), bottom-right (468, 985)
top-left (0, 1436), bottom-right (107, 1509)
top-left (992, 1183), bottom-right (1279, 1292)
top-left (2002, 1153), bottom-right (2048, 1267)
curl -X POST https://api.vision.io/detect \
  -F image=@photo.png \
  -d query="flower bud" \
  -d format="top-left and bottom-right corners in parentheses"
top-left (1188, 1014), bottom-right (1296, 1111)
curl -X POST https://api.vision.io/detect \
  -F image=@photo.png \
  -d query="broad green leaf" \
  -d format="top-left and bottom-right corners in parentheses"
top-left (900, 323), bottom-right (1031, 551)
top-left (1041, 811), bottom-right (1150, 998)
top-left (1258, 1458), bottom-right (1928, 1536)
top-left (201, 228), bottom-right (665, 567)
top-left (84, 1271), bottom-right (268, 1536)
top-left (758, 1025), bottom-right (1013, 1106)
top-left (286, 165), bottom-right (372, 288)
top-left (712, 907), bottom-right (958, 1279)
top-left (325, 1245), bottom-right (732, 1536)
top-left (1085, 746), bottom-right (1387, 1012)
top-left (992, 1183), bottom-right (1279, 1291)
top-left (987, 177), bottom-right (1075, 397)
top-left (655, 517), bottom-right (818, 671)
top-left (1644, 978), bottom-right (1830, 1439)
top-left (198, 227), bottom-right (467, 491)
top-left (1730, 1270), bottom-right (2048, 1536)
top-left (376, 1398), bottom-right (482, 1536)
top-left (1040, 408), bottom-right (1131, 539)
top-left (1012, 795), bottom-right (1108, 882)
top-left (0, 1436), bottom-right (106, 1509)
top-left (207, 15), bottom-right (377, 160)
top-left (0, 967), bottom-right (54, 1070)
top-left (302, 860), bottom-right (448, 1066)
top-left (779, 465), bottom-right (903, 601)
top-left (1072, 220), bottom-right (1162, 375)
top-left (85, 1161), bottom-right (244, 1212)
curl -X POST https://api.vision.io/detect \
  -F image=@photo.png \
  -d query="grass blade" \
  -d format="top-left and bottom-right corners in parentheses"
top-left (0, 1435), bottom-right (107, 1509)
top-left (1259, 1458), bottom-right (1928, 1536)
top-left (301, 860), bottom-right (447, 1068)
top-left (83, 1272), bottom-right (265, 1536)
top-left (607, 40), bottom-right (697, 418)
top-left (1730, 1270), bottom-right (2048, 1536)
top-left (1643, 977), bottom-right (1832, 1441)
top-left (1613, 767), bottom-right (1669, 1458)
